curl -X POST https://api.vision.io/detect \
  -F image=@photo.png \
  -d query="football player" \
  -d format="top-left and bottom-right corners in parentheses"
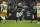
top-left (1, 1), bottom-right (7, 23)
top-left (36, 6), bottom-right (40, 24)
top-left (36, 3), bottom-right (40, 24)
top-left (31, 6), bottom-right (37, 23)
top-left (16, 3), bottom-right (23, 23)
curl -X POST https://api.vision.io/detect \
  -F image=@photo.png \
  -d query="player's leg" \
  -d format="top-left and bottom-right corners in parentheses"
top-left (31, 14), bottom-right (34, 23)
top-left (3, 17), bottom-right (6, 24)
top-left (19, 16), bottom-right (22, 23)
top-left (37, 18), bottom-right (40, 24)
top-left (39, 18), bottom-right (40, 23)
top-left (31, 11), bottom-right (34, 23)
top-left (0, 17), bottom-right (1, 23)
top-left (16, 12), bottom-right (19, 23)
top-left (16, 17), bottom-right (18, 23)
top-left (3, 18), bottom-right (6, 23)
top-left (34, 14), bottom-right (37, 20)
top-left (1, 16), bottom-right (6, 23)
top-left (31, 18), bottom-right (34, 23)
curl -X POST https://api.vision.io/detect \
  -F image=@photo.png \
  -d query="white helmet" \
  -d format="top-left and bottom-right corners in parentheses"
top-left (18, 3), bottom-right (22, 7)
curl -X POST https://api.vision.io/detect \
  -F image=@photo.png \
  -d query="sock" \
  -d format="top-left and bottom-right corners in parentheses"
top-left (16, 17), bottom-right (17, 23)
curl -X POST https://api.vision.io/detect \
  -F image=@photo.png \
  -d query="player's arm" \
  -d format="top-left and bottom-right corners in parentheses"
top-left (34, 8), bottom-right (37, 13)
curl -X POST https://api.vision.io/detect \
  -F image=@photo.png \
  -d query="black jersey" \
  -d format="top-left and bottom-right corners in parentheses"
top-left (17, 8), bottom-right (22, 12)
top-left (17, 6), bottom-right (22, 12)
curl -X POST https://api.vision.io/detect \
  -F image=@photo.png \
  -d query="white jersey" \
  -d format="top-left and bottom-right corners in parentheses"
top-left (1, 4), bottom-right (7, 12)
top-left (36, 6), bottom-right (40, 13)
top-left (36, 6), bottom-right (40, 17)
top-left (1, 4), bottom-right (7, 17)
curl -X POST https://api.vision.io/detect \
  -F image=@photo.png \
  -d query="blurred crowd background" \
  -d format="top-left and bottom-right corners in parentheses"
top-left (0, 0), bottom-right (40, 20)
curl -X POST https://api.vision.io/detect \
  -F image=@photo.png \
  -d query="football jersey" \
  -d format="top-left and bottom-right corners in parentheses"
top-left (17, 8), bottom-right (22, 12)
top-left (1, 4), bottom-right (7, 17)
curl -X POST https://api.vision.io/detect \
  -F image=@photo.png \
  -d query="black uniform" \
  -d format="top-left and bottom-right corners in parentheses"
top-left (16, 6), bottom-right (22, 23)
top-left (31, 6), bottom-right (37, 23)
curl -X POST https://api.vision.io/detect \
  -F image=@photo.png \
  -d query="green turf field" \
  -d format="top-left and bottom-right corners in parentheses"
top-left (0, 20), bottom-right (40, 27)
